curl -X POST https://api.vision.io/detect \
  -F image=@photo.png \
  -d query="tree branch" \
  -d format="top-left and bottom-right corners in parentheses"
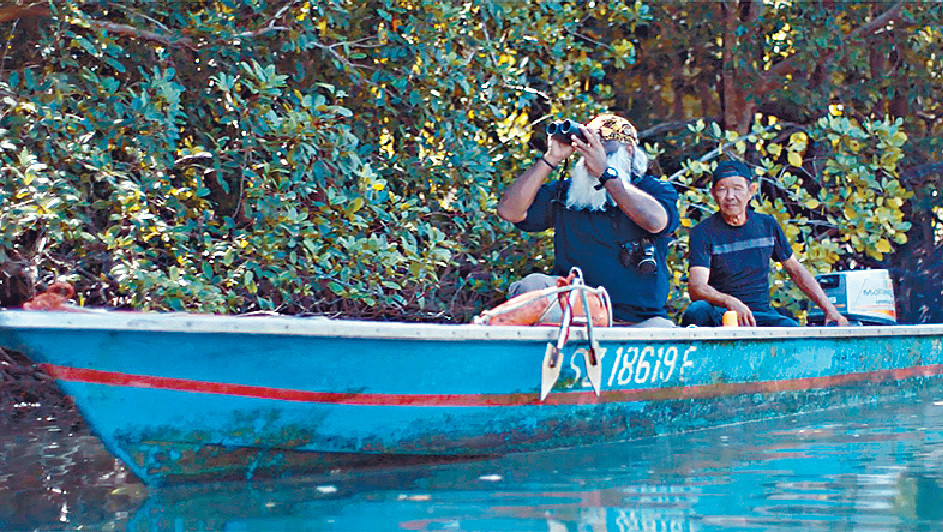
top-left (638, 120), bottom-right (704, 140)
top-left (0, 4), bottom-right (49, 24)
top-left (265, 0), bottom-right (304, 29)
top-left (87, 19), bottom-right (192, 48)
top-left (759, 2), bottom-right (902, 94)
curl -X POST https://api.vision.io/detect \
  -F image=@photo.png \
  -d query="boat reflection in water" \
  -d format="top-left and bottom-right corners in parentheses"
top-left (126, 392), bottom-right (943, 531)
top-left (5, 386), bottom-right (943, 530)
top-left (0, 424), bottom-right (145, 531)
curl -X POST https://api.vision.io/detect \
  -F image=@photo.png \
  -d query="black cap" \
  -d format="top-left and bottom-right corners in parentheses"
top-left (712, 160), bottom-right (753, 184)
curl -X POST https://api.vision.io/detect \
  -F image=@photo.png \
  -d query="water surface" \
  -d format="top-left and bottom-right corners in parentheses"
top-left (5, 392), bottom-right (943, 531)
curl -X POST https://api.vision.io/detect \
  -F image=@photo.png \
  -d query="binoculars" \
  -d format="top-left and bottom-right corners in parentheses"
top-left (545, 119), bottom-right (587, 143)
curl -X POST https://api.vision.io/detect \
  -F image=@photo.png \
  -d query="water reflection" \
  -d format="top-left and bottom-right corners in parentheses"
top-left (129, 394), bottom-right (943, 531)
top-left (0, 420), bottom-right (145, 531)
top-left (5, 394), bottom-right (943, 531)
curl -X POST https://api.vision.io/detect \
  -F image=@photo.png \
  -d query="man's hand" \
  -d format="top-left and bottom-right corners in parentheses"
top-left (571, 126), bottom-right (607, 177)
top-left (783, 258), bottom-right (850, 327)
top-left (689, 267), bottom-right (758, 327)
top-left (726, 298), bottom-right (757, 327)
top-left (544, 133), bottom-right (576, 168)
top-left (824, 309), bottom-right (850, 326)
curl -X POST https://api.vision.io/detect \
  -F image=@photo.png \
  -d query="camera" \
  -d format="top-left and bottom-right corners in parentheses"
top-left (619, 239), bottom-right (657, 274)
top-left (545, 119), bottom-right (587, 143)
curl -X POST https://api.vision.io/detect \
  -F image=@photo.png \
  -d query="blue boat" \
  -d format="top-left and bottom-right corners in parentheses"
top-left (1, 308), bottom-right (942, 486)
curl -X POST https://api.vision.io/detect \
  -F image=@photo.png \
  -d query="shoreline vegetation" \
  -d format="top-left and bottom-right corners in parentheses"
top-left (0, 2), bottom-right (940, 328)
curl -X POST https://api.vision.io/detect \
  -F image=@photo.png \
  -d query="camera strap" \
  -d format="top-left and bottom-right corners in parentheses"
top-left (551, 178), bottom-right (569, 209)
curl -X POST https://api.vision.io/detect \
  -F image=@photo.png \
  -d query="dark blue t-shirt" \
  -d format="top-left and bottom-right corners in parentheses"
top-left (514, 175), bottom-right (679, 322)
top-left (688, 211), bottom-right (793, 311)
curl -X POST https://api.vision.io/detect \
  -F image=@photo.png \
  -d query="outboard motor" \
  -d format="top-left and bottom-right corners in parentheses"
top-left (808, 269), bottom-right (897, 326)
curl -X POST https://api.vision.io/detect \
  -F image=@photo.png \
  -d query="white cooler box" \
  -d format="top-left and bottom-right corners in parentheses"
top-left (808, 269), bottom-right (897, 325)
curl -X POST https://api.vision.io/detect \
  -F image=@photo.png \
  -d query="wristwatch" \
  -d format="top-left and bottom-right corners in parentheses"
top-left (594, 167), bottom-right (619, 190)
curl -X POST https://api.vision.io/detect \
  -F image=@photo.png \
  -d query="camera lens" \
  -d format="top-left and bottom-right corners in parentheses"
top-left (637, 256), bottom-right (657, 275)
top-left (638, 240), bottom-right (657, 275)
top-left (637, 242), bottom-right (656, 274)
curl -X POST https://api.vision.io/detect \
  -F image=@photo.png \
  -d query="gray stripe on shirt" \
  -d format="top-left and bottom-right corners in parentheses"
top-left (712, 237), bottom-right (775, 255)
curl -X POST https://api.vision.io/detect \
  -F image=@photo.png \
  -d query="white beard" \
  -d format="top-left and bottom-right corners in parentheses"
top-left (565, 146), bottom-right (646, 211)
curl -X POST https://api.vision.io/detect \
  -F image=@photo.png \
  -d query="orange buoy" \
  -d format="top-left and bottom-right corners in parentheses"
top-left (475, 274), bottom-right (611, 327)
top-left (23, 281), bottom-right (76, 311)
top-left (475, 284), bottom-right (562, 326)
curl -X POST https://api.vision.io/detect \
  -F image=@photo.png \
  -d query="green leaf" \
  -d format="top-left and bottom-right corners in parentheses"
top-left (787, 152), bottom-right (803, 167)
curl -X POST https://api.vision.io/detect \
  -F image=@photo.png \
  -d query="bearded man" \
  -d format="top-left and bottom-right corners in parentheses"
top-left (497, 114), bottom-right (679, 327)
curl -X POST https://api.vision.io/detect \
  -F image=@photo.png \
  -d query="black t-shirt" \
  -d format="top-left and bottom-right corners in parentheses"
top-left (688, 211), bottom-right (792, 311)
top-left (515, 175), bottom-right (679, 322)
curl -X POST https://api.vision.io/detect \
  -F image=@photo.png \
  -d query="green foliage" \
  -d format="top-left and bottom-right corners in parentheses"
top-left (0, 0), bottom-right (939, 323)
top-left (0, 0), bottom-right (649, 318)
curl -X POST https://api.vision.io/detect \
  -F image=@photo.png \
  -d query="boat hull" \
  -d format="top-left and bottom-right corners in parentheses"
top-left (2, 310), bottom-right (942, 485)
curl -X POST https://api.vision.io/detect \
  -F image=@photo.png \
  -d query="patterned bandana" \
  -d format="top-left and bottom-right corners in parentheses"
top-left (587, 114), bottom-right (638, 146)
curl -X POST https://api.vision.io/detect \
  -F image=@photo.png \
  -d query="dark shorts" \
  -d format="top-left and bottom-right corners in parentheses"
top-left (681, 300), bottom-right (798, 327)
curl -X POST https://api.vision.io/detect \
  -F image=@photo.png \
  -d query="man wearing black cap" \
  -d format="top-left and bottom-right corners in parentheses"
top-left (682, 159), bottom-right (848, 327)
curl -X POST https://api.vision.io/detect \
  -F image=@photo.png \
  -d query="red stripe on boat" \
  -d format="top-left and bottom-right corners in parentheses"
top-left (39, 363), bottom-right (943, 407)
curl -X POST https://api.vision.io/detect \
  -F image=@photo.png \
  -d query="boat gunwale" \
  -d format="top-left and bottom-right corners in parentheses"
top-left (1, 309), bottom-right (940, 343)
